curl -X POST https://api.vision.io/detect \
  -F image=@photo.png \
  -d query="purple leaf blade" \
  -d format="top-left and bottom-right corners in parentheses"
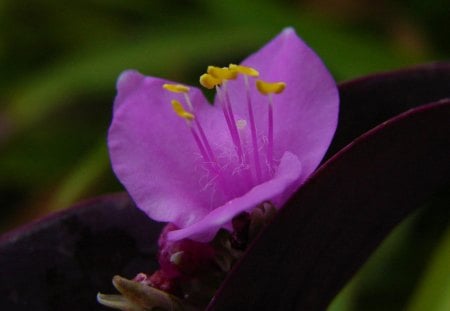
top-left (208, 99), bottom-right (450, 311)
top-left (0, 193), bottom-right (163, 311)
top-left (326, 62), bottom-right (450, 158)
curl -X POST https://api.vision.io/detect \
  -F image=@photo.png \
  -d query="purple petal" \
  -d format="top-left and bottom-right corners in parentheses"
top-left (168, 151), bottom-right (302, 242)
top-left (109, 71), bottom-right (231, 227)
top-left (225, 28), bottom-right (339, 182)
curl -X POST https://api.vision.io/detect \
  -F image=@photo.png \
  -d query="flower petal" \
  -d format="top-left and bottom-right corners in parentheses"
top-left (167, 151), bottom-right (302, 242)
top-left (226, 27), bottom-right (339, 182)
top-left (109, 70), bottom-right (230, 227)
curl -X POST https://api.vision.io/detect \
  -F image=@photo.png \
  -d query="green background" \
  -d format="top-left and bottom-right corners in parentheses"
top-left (0, 1), bottom-right (449, 310)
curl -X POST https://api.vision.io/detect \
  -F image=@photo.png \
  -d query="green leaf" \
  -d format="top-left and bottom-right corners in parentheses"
top-left (406, 225), bottom-right (450, 311)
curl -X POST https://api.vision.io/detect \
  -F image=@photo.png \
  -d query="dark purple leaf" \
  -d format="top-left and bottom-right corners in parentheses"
top-left (326, 62), bottom-right (450, 158)
top-left (0, 193), bottom-right (163, 311)
top-left (208, 100), bottom-right (450, 310)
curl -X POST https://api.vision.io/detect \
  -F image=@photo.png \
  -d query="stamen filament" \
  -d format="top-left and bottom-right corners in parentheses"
top-left (216, 84), bottom-right (244, 163)
top-left (255, 79), bottom-right (286, 174)
top-left (244, 75), bottom-right (262, 182)
top-left (222, 82), bottom-right (254, 186)
top-left (190, 125), bottom-right (211, 164)
top-left (223, 84), bottom-right (245, 163)
top-left (195, 120), bottom-right (216, 164)
top-left (183, 93), bottom-right (194, 111)
top-left (171, 99), bottom-right (216, 167)
top-left (267, 94), bottom-right (274, 171)
top-left (182, 93), bottom-right (216, 163)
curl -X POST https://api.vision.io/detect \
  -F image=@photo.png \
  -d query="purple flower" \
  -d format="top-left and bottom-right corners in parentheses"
top-left (108, 28), bottom-right (339, 242)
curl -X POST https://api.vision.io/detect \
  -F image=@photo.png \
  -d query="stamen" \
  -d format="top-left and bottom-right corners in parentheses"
top-left (170, 91), bottom-right (216, 167)
top-left (190, 126), bottom-right (211, 164)
top-left (171, 100), bottom-right (194, 121)
top-left (217, 82), bottom-right (245, 164)
top-left (267, 94), bottom-right (274, 170)
top-left (200, 66), bottom-right (244, 164)
top-left (163, 83), bottom-right (190, 93)
top-left (200, 73), bottom-right (222, 89)
top-left (163, 83), bottom-right (193, 111)
top-left (256, 79), bottom-right (286, 172)
top-left (222, 82), bottom-right (255, 186)
top-left (229, 64), bottom-right (259, 77)
top-left (256, 80), bottom-right (286, 95)
top-left (194, 115), bottom-right (216, 163)
top-left (202, 66), bottom-right (257, 184)
top-left (167, 93), bottom-right (230, 196)
top-left (199, 68), bottom-right (245, 167)
top-left (240, 72), bottom-right (263, 183)
top-left (183, 93), bottom-right (194, 111)
top-left (207, 66), bottom-right (238, 80)
top-left (171, 100), bottom-right (211, 163)
top-left (176, 92), bottom-right (215, 163)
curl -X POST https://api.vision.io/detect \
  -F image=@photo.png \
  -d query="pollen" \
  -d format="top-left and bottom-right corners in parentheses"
top-left (256, 79), bottom-right (286, 95)
top-left (171, 100), bottom-right (195, 121)
top-left (200, 73), bottom-right (223, 89)
top-left (229, 64), bottom-right (259, 77)
top-left (207, 66), bottom-right (238, 80)
top-left (163, 83), bottom-right (190, 93)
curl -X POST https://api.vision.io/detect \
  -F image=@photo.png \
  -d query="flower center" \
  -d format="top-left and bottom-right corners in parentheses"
top-left (163, 65), bottom-right (286, 194)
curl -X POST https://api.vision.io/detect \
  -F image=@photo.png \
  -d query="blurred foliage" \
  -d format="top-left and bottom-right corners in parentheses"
top-left (0, 0), bottom-right (448, 309)
top-left (406, 215), bottom-right (450, 311)
top-left (329, 189), bottom-right (450, 311)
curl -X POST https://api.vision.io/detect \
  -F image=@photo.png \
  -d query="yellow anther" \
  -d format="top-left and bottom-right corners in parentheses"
top-left (207, 66), bottom-right (238, 80)
top-left (199, 73), bottom-right (223, 89)
top-left (256, 79), bottom-right (286, 95)
top-left (163, 84), bottom-right (190, 93)
top-left (171, 100), bottom-right (194, 121)
top-left (229, 64), bottom-right (259, 77)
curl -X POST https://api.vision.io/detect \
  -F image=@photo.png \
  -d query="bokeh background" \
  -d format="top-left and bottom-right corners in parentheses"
top-left (0, 0), bottom-right (449, 310)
